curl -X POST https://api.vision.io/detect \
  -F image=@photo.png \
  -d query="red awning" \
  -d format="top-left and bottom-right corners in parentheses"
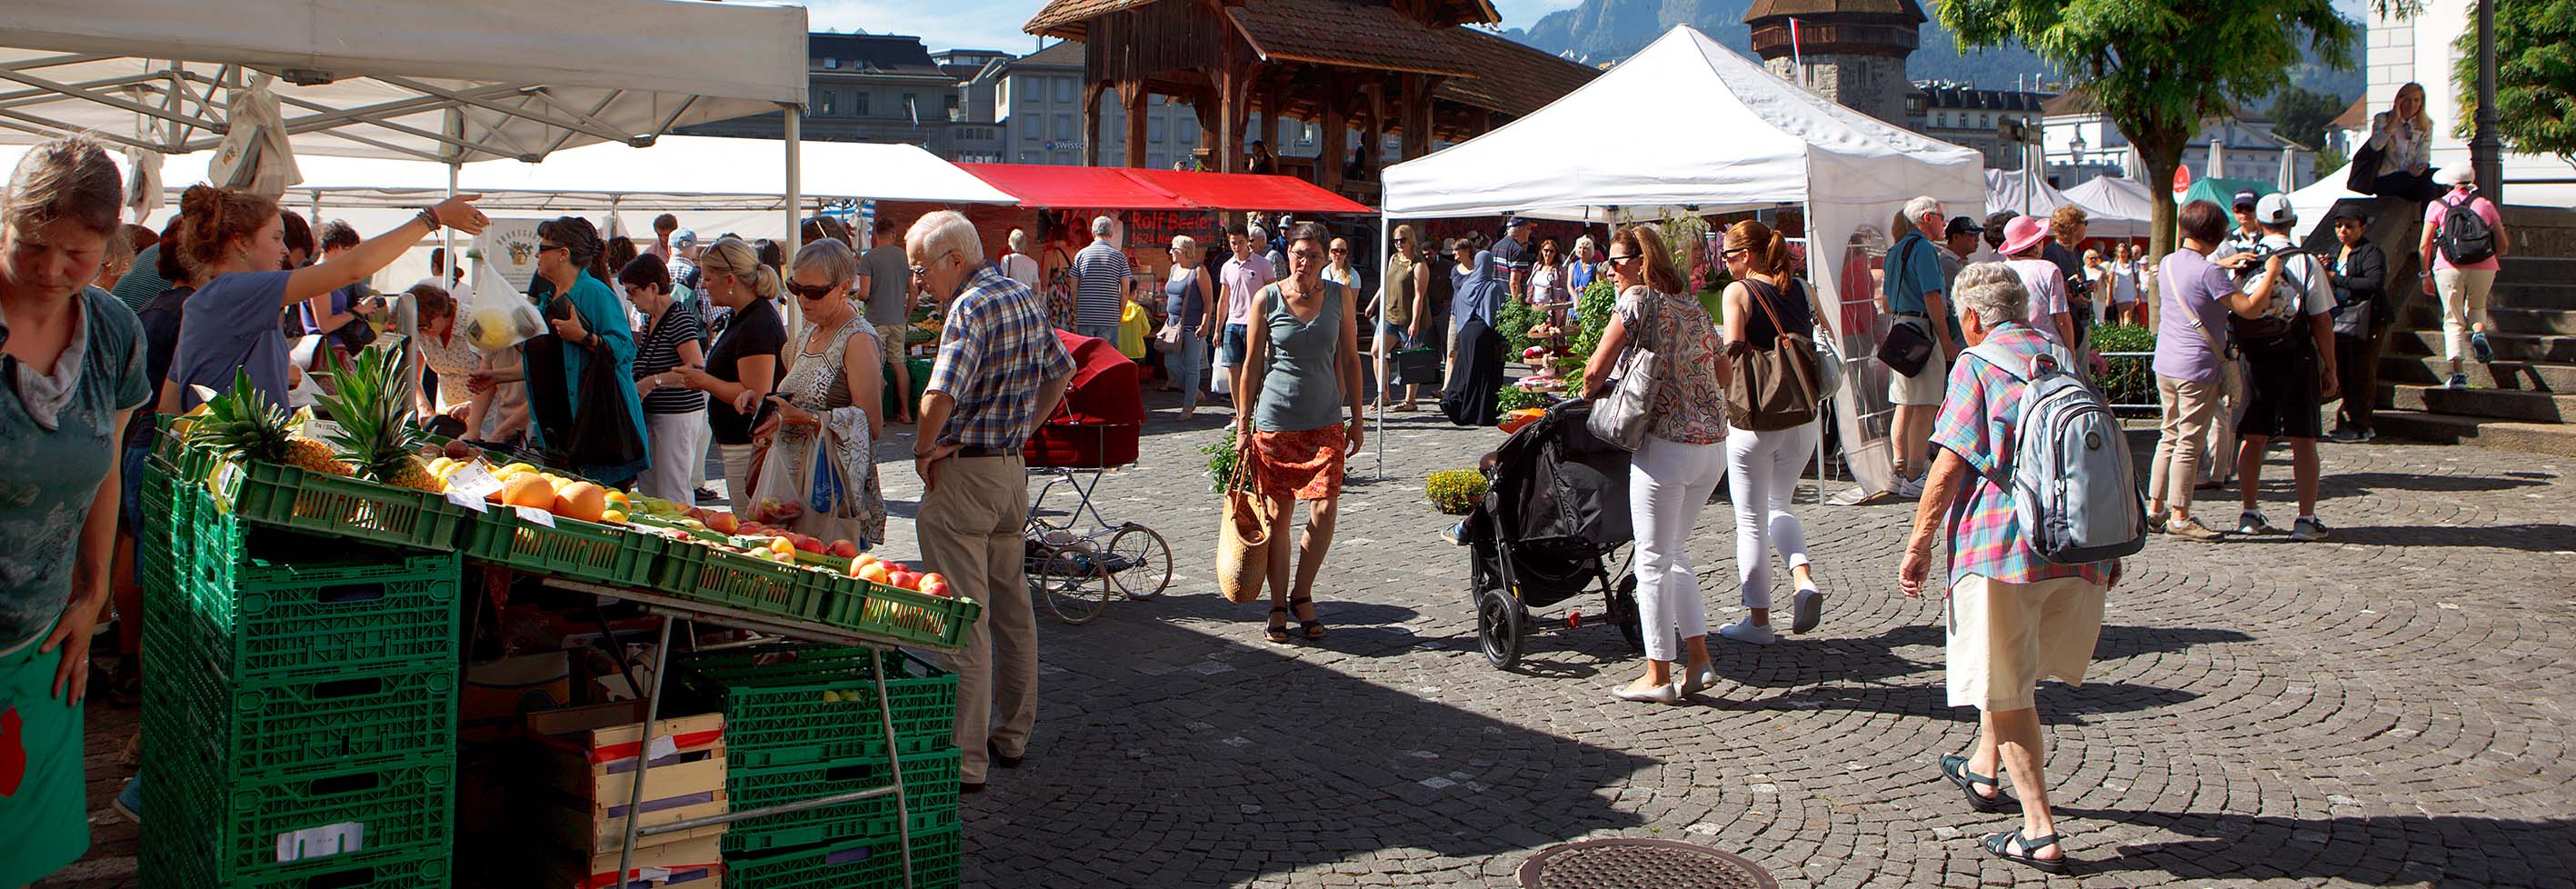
top-left (1125, 169), bottom-right (1373, 215)
top-left (957, 164), bottom-right (1373, 215)
top-left (955, 163), bottom-right (1194, 210)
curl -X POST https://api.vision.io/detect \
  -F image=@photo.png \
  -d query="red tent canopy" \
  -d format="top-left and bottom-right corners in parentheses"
top-left (1125, 169), bottom-right (1373, 215)
top-left (958, 164), bottom-right (1372, 215)
top-left (957, 164), bottom-right (1193, 210)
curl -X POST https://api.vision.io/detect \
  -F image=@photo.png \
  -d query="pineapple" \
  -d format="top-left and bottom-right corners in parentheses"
top-left (283, 437), bottom-right (354, 476)
top-left (316, 348), bottom-right (441, 492)
top-left (187, 369), bottom-right (303, 465)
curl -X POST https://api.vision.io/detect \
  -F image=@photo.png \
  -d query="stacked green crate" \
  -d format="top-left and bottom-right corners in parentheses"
top-left (139, 478), bottom-right (462, 889)
top-left (674, 644), bottom-right (961, 889)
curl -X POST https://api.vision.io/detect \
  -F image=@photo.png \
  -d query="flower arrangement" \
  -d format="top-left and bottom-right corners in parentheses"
top-left (1425, 469), bottom-right (1489, 515)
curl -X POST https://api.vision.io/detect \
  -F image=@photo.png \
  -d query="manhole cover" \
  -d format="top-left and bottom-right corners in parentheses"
top-left (1518, 838), bottom-right (1778, 889)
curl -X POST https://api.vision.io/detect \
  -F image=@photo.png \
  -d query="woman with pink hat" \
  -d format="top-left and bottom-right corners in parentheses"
top-left (1996, 215), bottom-right (2077, 352)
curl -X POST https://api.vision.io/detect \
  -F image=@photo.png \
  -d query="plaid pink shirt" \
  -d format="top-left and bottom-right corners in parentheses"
top-left (1931, 324), bottom-right (2122, 588)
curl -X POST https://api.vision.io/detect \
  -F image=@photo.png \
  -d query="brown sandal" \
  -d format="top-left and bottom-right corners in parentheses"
top-left (1290, 597), bottom-right (1324, 640)
top-left (1265, 605), bottom-right (1292, 644)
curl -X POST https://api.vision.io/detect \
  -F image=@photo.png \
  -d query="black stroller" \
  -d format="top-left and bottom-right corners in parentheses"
top-left (1463, 399), bottom-right (1643, 670)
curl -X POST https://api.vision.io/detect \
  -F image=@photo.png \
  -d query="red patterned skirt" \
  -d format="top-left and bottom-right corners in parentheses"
top-left (1251, 426), bottom-right (1347, 502)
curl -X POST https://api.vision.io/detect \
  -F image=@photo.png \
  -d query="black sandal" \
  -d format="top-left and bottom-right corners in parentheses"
top-left (1940, 754), bottom-right (2017, 813)
top-left (1289, 596), bottom-right (1325, 640)
top-left (1265, 605), bottom-right (1292, 644)
top-left (1982, 828), bottom-right (2068, 874)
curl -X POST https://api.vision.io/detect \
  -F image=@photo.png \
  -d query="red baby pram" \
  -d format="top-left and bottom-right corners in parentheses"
top-left (1023, 330), bottom-right (1172, 624)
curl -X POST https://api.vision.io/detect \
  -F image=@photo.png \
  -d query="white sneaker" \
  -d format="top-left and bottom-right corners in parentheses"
top-left (2291, 515), bottom-right (2331, 542)
top-left (2238, 510), bottom-right (2281, 535)
top-left (1717, 618), bottom-right (1777, 645)
top-left (1790, 586), bottom-right (1826, 634)
top-left (1892, 475), bottom-right (1926, 499)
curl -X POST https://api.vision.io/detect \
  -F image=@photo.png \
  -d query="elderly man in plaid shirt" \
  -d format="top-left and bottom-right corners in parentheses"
top-left (1897, 263), bottom-right (2122, 874)
top-left (907, 210), bottom-right (1075, 793)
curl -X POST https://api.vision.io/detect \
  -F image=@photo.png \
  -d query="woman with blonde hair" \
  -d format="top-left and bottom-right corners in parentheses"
top-left (1373, 224), bottom-right (1431, 412)
top-left (750, 238), bottom-right (886, 547)
top-left (672, 237), bottom-right (787, 506)
top-left (1161, 235), bottom-right (1214, 416)
top-left (1583, 224), bottom-right (1726, 704)
top-left (2362, 82), bottom-right (2444, 202)
top-left (1713, 221), bottom-right (1836, 644)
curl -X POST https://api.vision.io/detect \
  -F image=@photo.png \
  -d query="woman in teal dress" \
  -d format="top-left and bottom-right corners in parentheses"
top-left (0, 135), bottom-right (153, 888)
top-left (484, 216), bottom-right (649, 484)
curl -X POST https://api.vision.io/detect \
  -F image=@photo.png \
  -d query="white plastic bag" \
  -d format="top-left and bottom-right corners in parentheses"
top-left (1211, 365), bottom-right (1233, 395)
top-left (460, 261), bottom-right (546, 355)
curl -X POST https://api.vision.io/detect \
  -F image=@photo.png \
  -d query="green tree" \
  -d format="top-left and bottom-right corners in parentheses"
top-left (2453, 0), bottom-right (2576, 163)
top-left (1935, 0), bottom-right (2359, 255)
top-left (2316, 141), bottom-right (2350, 177)
top-left (2268, 85), bottom-right (2350, 149)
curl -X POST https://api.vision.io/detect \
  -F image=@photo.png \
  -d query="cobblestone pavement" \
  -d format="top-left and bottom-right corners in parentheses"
top-left (49, 391), bottom-right (2576, 888)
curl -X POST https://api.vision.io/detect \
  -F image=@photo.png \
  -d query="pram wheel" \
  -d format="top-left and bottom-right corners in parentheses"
top-left (1032, 544), bottom-right (1113, 624)
top-left (1607, 574), bottom-right (1643, 654)
top-left (1103, 524), bottom-right (1173, 600)
top-left (1477, 588), bottom-right (1524, 671)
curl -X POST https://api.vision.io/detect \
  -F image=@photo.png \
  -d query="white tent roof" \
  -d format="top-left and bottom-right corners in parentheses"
top-left (1381, 25), bottom-right (1982, 223)
top-left (1986, 169), bottom-right (2081, 220)
top-left (0, 0), bottom-right (807, 163)
top-left (2060, 176), bottom-right (2158, 236)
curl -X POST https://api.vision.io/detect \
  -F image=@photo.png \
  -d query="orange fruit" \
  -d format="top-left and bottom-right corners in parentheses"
top-left (501, 474), bottom-right (555, 509)
top-left (554, 482), bottom-right (609, 523)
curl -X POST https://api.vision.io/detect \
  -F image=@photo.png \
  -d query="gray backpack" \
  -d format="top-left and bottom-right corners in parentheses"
top-left (1963, 340), bottom-right (2148, 564)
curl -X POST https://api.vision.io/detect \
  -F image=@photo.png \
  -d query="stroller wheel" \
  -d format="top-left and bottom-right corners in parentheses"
top-left (1608, 574), bottom-right (1644, 654)
top-left (1033, 547), bottom-right (1112, 624)
top-left (1477, 588), bottom-right (1524, 671)
top-left (1104, 524), bottom-right (1173, 600)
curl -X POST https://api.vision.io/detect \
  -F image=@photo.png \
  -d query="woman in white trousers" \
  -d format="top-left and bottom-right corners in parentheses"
top-left (1712, 221), bottom-right (1832, 645)
top-left (1583, 225), bottom-right (1730, 705)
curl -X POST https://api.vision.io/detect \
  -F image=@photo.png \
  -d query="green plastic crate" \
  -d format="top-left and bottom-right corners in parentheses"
top-left (149, 747), bottom-right (456, 888)
top-left (722, 823), bottom-right (962, 889)
top-left (169, 545), bottom-right (461, 679)
top-left (722, 748), bottom-right (960, 854)
top-left (660, 543), bottom-right (833, 623)
top-left (144, 634), bottom-right (455, 775)
top-left (461, 505), bottom-right (664, 588)
top-left (142, 834), bottom-right (451, 889)
top-left (679, 651), bottom-right (955, 768)
top-left (824, 581), bottom-right (983, 650)
top-left (204, 457), bottom-right (468, 552)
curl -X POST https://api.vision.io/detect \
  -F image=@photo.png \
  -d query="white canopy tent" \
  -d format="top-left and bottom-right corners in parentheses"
top-left (1986, 169), bottom-right (2079, 220)
top-left (2059, 176), bottom-right (2159, 239)
top-left (1383, 25), bottom-right (1983, 498)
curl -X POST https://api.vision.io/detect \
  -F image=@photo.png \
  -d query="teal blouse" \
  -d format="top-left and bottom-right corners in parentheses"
top-left (524, 270), bottom-right (649, 481)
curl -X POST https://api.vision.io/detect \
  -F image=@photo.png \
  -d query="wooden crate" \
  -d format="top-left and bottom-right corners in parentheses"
top-left (532, 704), bottom-right (729, 853)
top-left (537, 834), bottom-right (724, 889)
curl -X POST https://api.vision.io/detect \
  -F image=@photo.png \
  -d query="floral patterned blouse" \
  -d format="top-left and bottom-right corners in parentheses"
top-left (1614, 285), bottom-right (1724, 445)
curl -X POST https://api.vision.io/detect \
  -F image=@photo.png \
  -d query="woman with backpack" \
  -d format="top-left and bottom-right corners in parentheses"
top-left (1712, 221), bottom-right (1833, 644)
top-left (2419, 165), bottom-right (2511, 390)
top-left (1582, 225), bottom-right (1725, 704)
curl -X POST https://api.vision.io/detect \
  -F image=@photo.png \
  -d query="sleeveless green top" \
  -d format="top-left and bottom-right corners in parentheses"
top-left (1253, 281), bottom-right (1346, 433)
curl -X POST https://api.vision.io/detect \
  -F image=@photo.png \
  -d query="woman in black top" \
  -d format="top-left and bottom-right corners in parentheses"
top-left (672, 237), bottom-right (784, 509)
top-left (622, 255), bottom-right (710, 503)
top-left (1713, 220), bottom-right (1834, 645)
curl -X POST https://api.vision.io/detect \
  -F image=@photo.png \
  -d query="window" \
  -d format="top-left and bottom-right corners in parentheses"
top-left (854, 92), bottom-right (870, 116)
top-left (1021, 151), bottom-right (1039, 163)
top-left (1021, 121), bottom-right (1038, 141)
top-left (903, 93), bottom-right (918, 119)
top-left (1053, 113), bottom-right (1074, 140)
top-left (823, 58), bottom-right (838, 70)
top-left (1180, 125), bottom-right (1198, 145)
top-left (1018, 76), bottom-right (1041, 105)
top-left (819, 93), bottom-right (834, 115)
top-left (1053, 76), bottom-right (1074, 104)
top-left (1148, 116), bottom-right (1164, 144)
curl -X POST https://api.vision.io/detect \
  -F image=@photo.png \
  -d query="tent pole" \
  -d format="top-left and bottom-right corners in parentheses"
top-left (784, 107), bottom-right (803, 260)
top-left (1374, 211), bottom-right (1388, 478)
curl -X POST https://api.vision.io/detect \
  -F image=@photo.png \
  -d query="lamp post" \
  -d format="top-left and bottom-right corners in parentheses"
top-left (2472, 0), bottom-right (2502, 203)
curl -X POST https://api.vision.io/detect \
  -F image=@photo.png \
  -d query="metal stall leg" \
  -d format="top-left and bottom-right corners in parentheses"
top-left (871, 648), bottom-right (916, 888)
top-left (612, 616), bottom-right (676, 889)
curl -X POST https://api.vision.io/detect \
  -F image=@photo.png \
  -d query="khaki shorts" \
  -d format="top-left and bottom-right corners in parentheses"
top-left (1945, 574), bottom-right (2106, 713)
top-left (1887, 324), bottom-right (1949, 407)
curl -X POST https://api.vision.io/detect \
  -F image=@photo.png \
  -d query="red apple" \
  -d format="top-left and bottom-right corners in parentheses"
top-left (882, 562), bottom-right (911, 575)
top-left (793, 535), bottom-right (824, 554)
top-left (886, 570), bottom-right (923, 591)
top-left (706, 512), bottom-right (739, 534)
top-left (918, 573), bottom-right (951, 598)
top-left (826, 539), bottom-right (858, 558)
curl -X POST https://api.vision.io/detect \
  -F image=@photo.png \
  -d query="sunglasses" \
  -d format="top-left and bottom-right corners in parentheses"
top-left (1605, 253), bottom-right (1638, 263)
top-left (785, 281), bottom-right (839, 300)
top-left (1721, 247), bottom-right (1750, 258)
top-left (1329, 248), bottom-right (1347, 254)
top-left (538, 243), bottom-right (565, 254)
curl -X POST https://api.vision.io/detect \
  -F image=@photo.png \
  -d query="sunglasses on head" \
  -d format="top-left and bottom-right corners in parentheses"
top-left (785, 281), bottom-right (838, 300)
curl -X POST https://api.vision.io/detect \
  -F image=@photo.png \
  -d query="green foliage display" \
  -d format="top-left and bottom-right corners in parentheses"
top-left (1936, 0), bottom-right (2357, 255)
top-left (1495, 386), bottom-right (1555, 414)
top-left (1497, 298), bottom-right (1548, 358)
top-left (2453, 0), bottom-right (2576, 163)
top-left (1425, 469), bottom-right (1490, 515)
top-left (2089, 323), bottom-right (2161, 410)
top-left (1202, 427), bottom-right (1239, 493)
top-left (2315, 141), bottom-right (2349, 177)
top-left (1571, 278), bottom-right (1618, 362)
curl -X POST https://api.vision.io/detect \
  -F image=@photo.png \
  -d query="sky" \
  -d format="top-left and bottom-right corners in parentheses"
top-left (799, 0), bottom-right (1586, 55)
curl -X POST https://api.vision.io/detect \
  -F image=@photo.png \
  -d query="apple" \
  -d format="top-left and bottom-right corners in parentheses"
top-left (882, 561), bottom-right (911, 575)
top-left (918, 572), bottom-right (951, 598)
top-left (443, 440), bottom-right (475, 462)
top-left (886, 570), bottom-right (923, 591)
top-left (826, 539), bottom-right (858, 558)
top-left (857, 564), bottom-right (893, 584)
top-left (707, 512), bottom-right (739, 534)
top-left (793, 535), bottom-right (825, 554)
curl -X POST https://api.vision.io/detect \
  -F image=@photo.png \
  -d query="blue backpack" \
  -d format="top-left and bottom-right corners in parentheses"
top-left (1964, 340), bottom-right (2148, 564)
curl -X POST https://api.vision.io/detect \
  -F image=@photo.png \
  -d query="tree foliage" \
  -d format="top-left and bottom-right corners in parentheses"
top-left (2269, 85), bottom-right (2350, 150)
top-left (2315, 141), bottom-right (2350, 177)
top-left (1934, 0), bottom-right (2358, 253)
top-left (2452, 0), bottom-right (2576, 163)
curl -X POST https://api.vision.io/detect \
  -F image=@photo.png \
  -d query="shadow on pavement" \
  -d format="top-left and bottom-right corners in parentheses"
top-left (966, 608), bottom-right (1655, 887)
top-left (2324, 522), bottom-right (2576, 552)
top-left (2055, 810), bottom-right (2576, 887)
top-left (2328, 471), bottom-right (2552, 494)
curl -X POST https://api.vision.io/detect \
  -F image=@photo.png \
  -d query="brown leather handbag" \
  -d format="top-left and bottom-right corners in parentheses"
top-left (1723, 279), bottom-right (1823, 432)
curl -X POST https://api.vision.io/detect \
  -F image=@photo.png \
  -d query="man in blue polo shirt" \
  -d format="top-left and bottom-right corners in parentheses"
top-left (1883, 195), bottom-right (1958, 497)
top-left (1492, 216), bottom-right (1534, 305)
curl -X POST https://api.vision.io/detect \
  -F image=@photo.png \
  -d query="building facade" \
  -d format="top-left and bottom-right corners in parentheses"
top-left (990, 40), bottom-right (1203, 168)
top-left (680, 33), bottom-right (966, 156)
top-left (2042, 93), bottom-right (2317, 190)
top-left (1743, 0), bottom-right (1926, 125)
top-left (1905, 83), bottom-right (2049, 170)
top-left (2364, 0), bottom-right (2576, 206)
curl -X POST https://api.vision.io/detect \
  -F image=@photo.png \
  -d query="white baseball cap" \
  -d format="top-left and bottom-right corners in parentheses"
top-left (2254, 194), bottom-right (2296, 226)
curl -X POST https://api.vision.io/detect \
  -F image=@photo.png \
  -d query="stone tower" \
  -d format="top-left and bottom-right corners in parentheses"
top-left (1743, 0), bottom-right (1924, 125)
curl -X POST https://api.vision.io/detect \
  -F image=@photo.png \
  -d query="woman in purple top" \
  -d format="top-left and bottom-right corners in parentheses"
top-left (2144, 200), bottom-right (2285, 542)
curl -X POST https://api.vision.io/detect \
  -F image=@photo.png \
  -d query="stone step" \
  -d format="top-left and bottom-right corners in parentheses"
top-left (2371, 409), bottom-right (2576, 456)
top-left (2388, 328), bottom-right (2576, 363)
top-left (2378, 354), bottom-right (2576, 392)
top-left (2379, 383), bottom-right (2576, 423)
top-left (2399, 301), bottom-right (2576, 335)
top-left (2492, 278), bottom-right (2576, 312)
